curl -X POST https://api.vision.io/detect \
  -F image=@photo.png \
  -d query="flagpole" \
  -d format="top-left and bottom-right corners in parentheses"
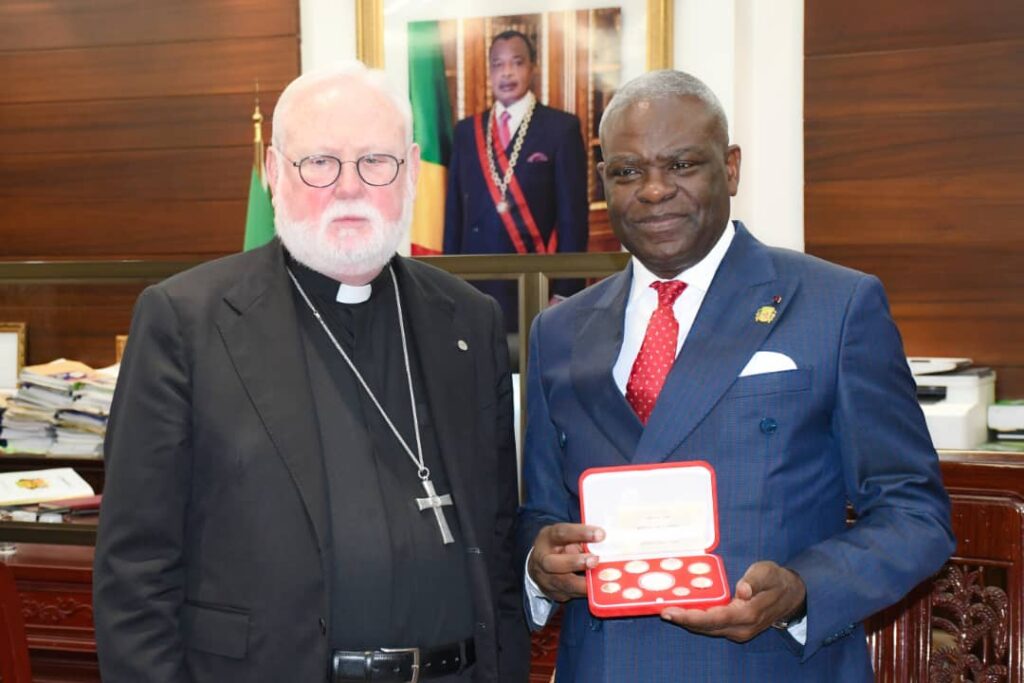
top-left (252, 81), bottom-right (266, 188)
top-left (243, 80), bottom-right (276, 251)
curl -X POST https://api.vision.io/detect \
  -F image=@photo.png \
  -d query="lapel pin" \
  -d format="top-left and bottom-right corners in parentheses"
top-left (754, 306), bottom-right (777, 324)
top-left (772, 295), bottom-right (783, 305)
top-left (457, 339), bottom-right (469, 351)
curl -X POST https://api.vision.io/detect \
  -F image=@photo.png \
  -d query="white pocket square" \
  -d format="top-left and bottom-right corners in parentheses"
top-left (739, 351), bottom-right (798, 377)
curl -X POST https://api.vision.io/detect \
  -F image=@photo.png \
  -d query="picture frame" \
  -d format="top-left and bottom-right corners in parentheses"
top-left (356, 0), bottom-right (672, 73)
top-left (355, 0), bottom-right (673, 252)
top-left (0, 322), bottom-right (27, 392)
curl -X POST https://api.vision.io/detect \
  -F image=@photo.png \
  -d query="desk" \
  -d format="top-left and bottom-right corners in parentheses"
top-left (0, 544), bottom-right (98, 682)
top-left (1, 451), bottom-right (1022, 681)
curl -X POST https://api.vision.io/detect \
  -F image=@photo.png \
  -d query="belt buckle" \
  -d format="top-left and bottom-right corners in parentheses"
top-left (379, 646), bottom-right (420, 683)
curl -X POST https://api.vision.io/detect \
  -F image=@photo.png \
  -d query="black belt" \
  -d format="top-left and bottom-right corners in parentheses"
top-left (331, 638), bottom-right (475, 682)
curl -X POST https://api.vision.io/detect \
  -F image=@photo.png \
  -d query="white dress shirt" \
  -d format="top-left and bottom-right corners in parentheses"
top-left (612, 221), bottom-right (735, 391)
top-left (493, 90), bottom-right (536, 143)
top-left (525, 220), bottom-right (807, 643)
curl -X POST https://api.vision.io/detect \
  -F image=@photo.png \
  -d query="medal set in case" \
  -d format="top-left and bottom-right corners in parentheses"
top-left (579, 461), bottom-right (730, 618)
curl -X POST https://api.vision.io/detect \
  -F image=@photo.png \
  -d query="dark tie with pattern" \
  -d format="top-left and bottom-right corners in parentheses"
top-left (625, 280), bottom-right (688, 424)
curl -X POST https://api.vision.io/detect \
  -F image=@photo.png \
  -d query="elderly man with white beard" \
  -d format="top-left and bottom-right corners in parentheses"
top-left (94, 61), bottom-right (530, 683)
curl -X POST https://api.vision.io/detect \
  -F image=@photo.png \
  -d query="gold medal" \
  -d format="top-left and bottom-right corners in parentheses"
top-left (754, 306), bottom-right (777, 324)
top-left (496, 200), bottom-right (509, 213)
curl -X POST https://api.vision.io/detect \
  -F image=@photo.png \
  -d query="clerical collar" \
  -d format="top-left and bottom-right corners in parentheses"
top-left (336, 282), bottom-right (371, 304)
top-left (286, 253), bottom-right (395, 305)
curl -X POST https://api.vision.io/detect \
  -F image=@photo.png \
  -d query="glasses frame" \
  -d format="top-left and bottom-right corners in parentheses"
top-left (288, 153), bottom-right (405, 188)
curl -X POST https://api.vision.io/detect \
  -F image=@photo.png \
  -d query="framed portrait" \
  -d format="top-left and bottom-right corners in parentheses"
top-left (356, 0), bottom-right (672, 252)
top-left (0, 323), bottom-right (26, 392)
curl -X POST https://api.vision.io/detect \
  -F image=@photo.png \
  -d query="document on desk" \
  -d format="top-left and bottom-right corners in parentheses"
top-left (0, 467), bottom-right (94, 506)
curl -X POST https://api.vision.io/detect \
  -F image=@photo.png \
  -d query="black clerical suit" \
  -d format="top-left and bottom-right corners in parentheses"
top-left (94, 239), bottom-right (529, 683)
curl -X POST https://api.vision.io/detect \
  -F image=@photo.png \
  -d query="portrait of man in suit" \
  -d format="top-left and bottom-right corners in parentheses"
top-left (516, 69), bottom-right (955, 681)
top-left (444, 29), bottom-right (589, 328)
top-left (93, 61), bottom-right (528, 683)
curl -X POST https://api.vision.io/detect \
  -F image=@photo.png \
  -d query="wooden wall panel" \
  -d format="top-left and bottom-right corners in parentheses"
top-left (805, 0), bottom-right (1024, 399)
top-left (0, 0), bottom-right (299, 365)
top-left (805, 114), bottom-right (1024, 183)
top-left (3, 147), bottom-right (252, 201)
top-left (0, 0), bottom-right (298, 50)
top-left (806, 40), bottom-right (1024, 119)
top-left (0, 199), bottom-right (247, 259)
top-left (806, 0), bottom-right (1024, 56)
top-left (3, 37), bottom-right (297, 105)
top-left (0, 93), bottom-right (281, 155)
top-left (805, 177), bottom-right (1024, 248)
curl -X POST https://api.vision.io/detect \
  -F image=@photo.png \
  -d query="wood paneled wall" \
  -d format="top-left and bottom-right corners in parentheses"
top-left (805, 0), bottom-right (1024, 398)
top-left (0, 0), bottom-right (299, 367)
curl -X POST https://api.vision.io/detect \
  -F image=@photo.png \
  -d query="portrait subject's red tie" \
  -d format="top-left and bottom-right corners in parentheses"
top-left (498, 110), bottom-right (512, 149)
top-left (625, 280), bottom-right (687, 424)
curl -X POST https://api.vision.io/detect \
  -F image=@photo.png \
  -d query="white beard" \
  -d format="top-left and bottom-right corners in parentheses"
top-left (274, 192), bottom-right (411, 283)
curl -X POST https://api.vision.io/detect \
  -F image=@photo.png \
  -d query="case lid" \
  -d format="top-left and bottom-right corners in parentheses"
top-left (579, 461), bottom-right (720, 558)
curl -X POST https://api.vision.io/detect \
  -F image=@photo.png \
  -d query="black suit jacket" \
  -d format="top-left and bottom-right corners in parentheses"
top-left (94, 240), bottom-right (529, 682)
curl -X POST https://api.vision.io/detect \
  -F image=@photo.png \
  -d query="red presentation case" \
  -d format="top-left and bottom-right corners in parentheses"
top-left (579, 461), bottom-right (730, 618)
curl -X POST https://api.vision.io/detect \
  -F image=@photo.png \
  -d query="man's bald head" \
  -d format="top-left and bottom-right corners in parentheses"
top-left (271, 61), bottom-right (414, 154)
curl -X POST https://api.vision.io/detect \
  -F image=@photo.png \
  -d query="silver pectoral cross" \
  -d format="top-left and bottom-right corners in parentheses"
top-left (416, 478), bottom-right (455, 545)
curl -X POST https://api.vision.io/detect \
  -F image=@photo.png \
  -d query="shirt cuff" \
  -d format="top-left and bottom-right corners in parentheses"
top-left (524, 548), bottom-right (555, 627)
top-left (787, 615), bottom-right (807, 645)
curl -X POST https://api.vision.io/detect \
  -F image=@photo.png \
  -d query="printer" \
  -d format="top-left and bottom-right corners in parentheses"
top-left (909, 357), bottom-right (995, 450)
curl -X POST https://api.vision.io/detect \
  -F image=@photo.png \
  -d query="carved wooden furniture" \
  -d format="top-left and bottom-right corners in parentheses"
top-left (0, 544), bottom-right (98, 682)
top-left (0, 450), bottom-right (1022, 681)
top-left (0, 561), bottom-right (33, 683)
top-left (865, 451), bottom-right (1024, 682)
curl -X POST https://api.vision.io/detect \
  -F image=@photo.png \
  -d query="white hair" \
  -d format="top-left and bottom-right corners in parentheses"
top-left (271, 60), bottom-right (414, 152)
top-left (598, 69), bottom-right (729, 145)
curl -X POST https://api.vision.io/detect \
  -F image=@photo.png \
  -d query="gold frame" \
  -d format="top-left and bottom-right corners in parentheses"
top-left (115, 334), bottom-right (128, 363)
top-left (355, 0), bottom-right (673, 70)
top-left (0, 322), bottom-right (27, 389)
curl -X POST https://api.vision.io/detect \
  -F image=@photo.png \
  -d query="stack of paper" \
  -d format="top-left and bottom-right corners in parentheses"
top-left (54, 364), bottom-right (119, 457)
top-left (0, 359), bottom-right (107, 456)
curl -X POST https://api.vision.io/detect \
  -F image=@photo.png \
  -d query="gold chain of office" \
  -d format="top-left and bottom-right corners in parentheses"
top-left (485, 101), bottom-right (536, 213)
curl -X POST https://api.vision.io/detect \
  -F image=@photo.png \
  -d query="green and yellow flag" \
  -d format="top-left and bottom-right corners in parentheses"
top-left (408, 21), bottom-right (453, 255)
top-left (243, 96), bottom-right (275, 251)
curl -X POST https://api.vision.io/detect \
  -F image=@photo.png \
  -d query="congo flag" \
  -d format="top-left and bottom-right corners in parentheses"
top-left (407, 20), bottom-right (453, 255)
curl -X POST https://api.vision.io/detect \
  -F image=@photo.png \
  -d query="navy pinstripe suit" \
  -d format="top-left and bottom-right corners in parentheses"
top-left (517, 222), bottom-right (954, 681)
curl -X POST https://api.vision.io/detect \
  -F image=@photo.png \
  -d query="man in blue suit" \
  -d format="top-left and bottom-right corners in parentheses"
top-left (516, 69), bottom-right (955, 680)
top-left (444, 30), bottom-right (589, 329)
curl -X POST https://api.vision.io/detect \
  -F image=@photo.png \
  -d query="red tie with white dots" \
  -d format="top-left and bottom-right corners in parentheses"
top-left (625, 280), bottom-right (688, 425)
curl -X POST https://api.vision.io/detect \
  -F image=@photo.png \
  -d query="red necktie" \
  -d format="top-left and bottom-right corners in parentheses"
top-left (498, 110), bottom-right (512, 149)
top-left (626, 280), bottom-right (688, 425)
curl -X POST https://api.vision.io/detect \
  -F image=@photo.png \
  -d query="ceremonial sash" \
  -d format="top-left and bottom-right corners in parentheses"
top-left (472, 112), bottom-right (557, 254)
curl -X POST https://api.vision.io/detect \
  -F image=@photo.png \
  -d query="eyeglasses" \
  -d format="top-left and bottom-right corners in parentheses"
top-left (288, 153), bottom-right (405, 188)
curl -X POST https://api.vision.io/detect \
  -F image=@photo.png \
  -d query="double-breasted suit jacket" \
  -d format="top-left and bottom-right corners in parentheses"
top-left (516, 223), bottom-right (954, 681)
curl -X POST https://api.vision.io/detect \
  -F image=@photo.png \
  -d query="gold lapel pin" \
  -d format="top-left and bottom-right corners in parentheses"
top-left (754, 306), bottom-right (777, 324)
